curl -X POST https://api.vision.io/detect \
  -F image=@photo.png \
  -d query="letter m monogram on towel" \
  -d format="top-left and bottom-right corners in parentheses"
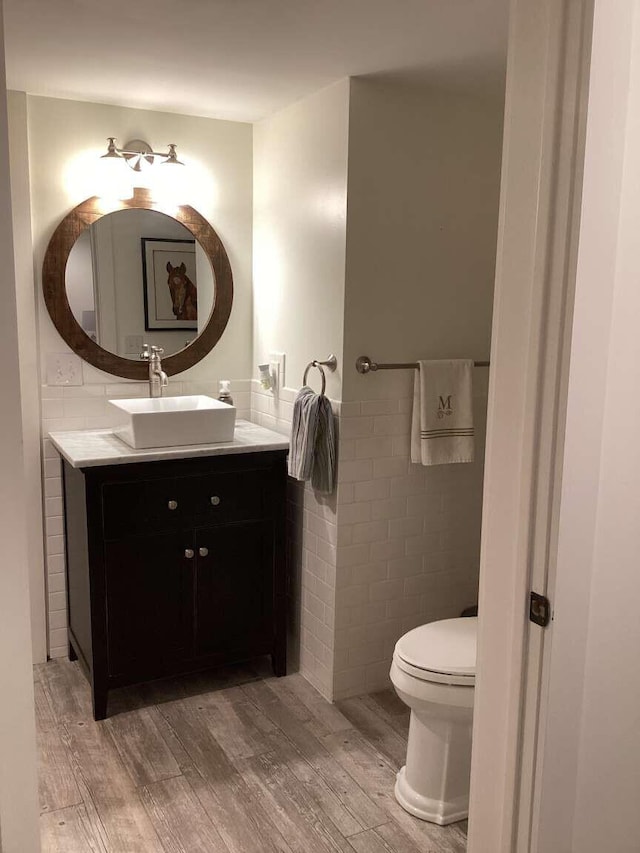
top-left (437, 395), bottom-right (453, 419)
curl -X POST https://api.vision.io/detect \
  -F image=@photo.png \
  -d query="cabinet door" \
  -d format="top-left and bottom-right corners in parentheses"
top-left (104, 531), bottom-right (194, 677)
top-left (195, 522), bottom-right (274, 658)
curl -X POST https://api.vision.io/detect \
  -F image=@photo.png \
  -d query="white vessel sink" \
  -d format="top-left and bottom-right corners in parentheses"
top-left (109, 395), bottom-right (236, 449)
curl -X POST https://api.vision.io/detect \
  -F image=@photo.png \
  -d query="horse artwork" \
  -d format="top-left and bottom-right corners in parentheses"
top-left (166, 261), bottom-right (197, 321)
top-left (142, 237), bottom-right (198, 331)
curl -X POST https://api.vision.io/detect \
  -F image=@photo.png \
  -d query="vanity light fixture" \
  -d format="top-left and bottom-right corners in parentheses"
top-left (101, 137), bottom-right (185, 171)
top-left (99, 138), bottom-right (185, 203)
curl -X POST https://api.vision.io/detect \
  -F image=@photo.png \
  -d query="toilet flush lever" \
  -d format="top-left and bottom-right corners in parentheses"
top-left (529, 591), bottom-right (551, 627)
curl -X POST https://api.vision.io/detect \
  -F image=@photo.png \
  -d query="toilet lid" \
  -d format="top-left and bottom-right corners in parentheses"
top-left (394, 618), bottom-right (477, 679)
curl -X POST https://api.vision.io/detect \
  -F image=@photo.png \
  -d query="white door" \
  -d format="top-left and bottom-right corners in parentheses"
top-left (471, 1), bottom-right (640, 851)
top-left (467, 0), bottom-right (595, 850)
top-left (527, 1), bottom-right (640, 851)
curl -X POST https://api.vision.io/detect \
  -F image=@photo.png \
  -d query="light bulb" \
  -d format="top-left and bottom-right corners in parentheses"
top-left (97, 140), bottom-right (132, 201)
top-left (151, 146), bottom-right (185, 205)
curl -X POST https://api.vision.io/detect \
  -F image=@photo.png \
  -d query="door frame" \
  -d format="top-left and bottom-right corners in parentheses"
top-left (467, 0), bottom-right (594, 850)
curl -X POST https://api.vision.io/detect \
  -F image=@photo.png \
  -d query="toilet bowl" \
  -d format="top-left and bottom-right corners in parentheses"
top-left (390, 617), bottom-right (476, 825)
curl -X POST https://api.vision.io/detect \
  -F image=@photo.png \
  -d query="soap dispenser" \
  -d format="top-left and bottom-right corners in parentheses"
top-left (218, 380), bottom-right (234, 406)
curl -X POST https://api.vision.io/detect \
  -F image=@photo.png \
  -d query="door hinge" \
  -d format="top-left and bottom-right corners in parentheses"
top-left (529, 591), bottom-right (551, 627)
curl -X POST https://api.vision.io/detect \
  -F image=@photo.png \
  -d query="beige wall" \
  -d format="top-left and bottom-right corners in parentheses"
top-left (7, 90), bottom-right (47, 664)
top-left (343, 78), bottom-right (503, 403)
top-left (0, 10), bottom-right (41, 849)
top-left (253, 79), bottom-right (350, 402)
top-left (252, 79), bottom-right (350, 696)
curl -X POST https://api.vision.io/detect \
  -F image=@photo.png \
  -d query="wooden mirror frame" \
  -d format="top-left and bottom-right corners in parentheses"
top-left (42, 188), bottom-right (233, 379)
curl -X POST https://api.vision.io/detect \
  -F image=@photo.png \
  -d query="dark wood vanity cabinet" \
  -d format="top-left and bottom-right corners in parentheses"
top-left (62, 450), bottom-right (287, 719)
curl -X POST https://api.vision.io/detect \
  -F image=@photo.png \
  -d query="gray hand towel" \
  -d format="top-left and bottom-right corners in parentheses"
top-left (288, 386), bottom-right (336, 494)
top-left (311, 394), bottom-right (336, 495)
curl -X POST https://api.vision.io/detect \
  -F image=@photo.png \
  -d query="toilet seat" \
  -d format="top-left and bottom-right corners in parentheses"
top-left (393, 656), bottom-right (475, 686)
top-left (393, 618), bottom-right (477, 687)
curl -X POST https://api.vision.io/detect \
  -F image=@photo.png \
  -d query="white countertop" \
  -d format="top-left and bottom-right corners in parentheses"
top-left (49, 419), bottom-right (289, 469)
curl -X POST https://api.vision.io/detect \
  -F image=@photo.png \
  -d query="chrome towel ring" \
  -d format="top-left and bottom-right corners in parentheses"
top-left (303, 354), bottom-right (338, 395)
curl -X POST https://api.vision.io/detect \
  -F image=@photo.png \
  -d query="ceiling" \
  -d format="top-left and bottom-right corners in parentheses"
top-left (3, 0), bottom-right (509, 123)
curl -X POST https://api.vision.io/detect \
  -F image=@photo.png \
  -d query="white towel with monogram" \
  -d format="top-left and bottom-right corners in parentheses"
top-left (411, 360), bottom-right (474, 466)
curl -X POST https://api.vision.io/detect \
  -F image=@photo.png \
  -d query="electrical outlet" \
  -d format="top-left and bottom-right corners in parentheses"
top-left (46, 353), bottom-right (82, 386)
top-left (268, 352), bottom-right (286, 392)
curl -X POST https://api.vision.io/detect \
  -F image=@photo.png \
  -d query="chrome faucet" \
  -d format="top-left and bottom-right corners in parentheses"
top-left (141, 345), bottom-right (168, 398)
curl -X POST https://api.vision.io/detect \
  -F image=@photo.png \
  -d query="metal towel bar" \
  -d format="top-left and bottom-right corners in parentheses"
top-left (355, 355), bottom-right (489, 374)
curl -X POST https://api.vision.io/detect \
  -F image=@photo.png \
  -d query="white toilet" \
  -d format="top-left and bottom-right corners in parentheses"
top-left (390, 616), bottom-right (477, 826)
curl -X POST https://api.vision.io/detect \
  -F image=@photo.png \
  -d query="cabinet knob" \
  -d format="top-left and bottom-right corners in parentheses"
top-left (199, 547), bottom-right (209, 557)
top-left (184, 548), bottom-right (194, 559)
top-left (168, 500), bottom-right (178, 510)
top-left (210, 496), bottom-right (221, 506)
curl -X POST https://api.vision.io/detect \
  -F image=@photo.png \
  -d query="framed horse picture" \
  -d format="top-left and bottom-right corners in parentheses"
top-left (141, 237), bottom-right (198, 331)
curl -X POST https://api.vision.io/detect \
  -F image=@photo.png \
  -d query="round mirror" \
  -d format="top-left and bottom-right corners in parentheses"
top-left (66, 209), bottom-right (214, 359)
top-left (43, 189), bottom-right (233, 379)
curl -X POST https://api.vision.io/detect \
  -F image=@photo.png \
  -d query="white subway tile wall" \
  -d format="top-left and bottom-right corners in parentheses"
top-left (251, 381), bottom-right (338, 700)
top-left (332, 378), bottom-right (488, 700)
top-left (41, 378), bottom-right (252, 659)
top-left (252, 373), bottom-right (488, 702)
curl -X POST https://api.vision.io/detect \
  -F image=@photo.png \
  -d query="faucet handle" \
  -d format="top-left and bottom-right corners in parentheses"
top-left (140, 343), bottom-right (151, 361)
top-left (150, 346), bottom-right (165, 356)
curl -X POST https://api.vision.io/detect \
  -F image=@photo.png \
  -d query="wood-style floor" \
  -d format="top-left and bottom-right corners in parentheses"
top-left (35, 659), bottom-right (468, 853)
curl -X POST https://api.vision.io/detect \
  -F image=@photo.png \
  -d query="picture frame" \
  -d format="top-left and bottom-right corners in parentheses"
top-left (141, 237), bottom-right (198, 331)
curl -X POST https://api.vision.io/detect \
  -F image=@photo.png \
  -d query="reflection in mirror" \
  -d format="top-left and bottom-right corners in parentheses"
top-left (66, 208), bottom-right (215, 360)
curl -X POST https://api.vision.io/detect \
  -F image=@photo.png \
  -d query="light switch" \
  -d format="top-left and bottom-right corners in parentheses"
top-left (46, 353), bottom-right (82, 386)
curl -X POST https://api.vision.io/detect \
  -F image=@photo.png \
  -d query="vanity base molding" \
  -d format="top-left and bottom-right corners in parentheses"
top-left (61, 449), bottom-right (288, 720)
